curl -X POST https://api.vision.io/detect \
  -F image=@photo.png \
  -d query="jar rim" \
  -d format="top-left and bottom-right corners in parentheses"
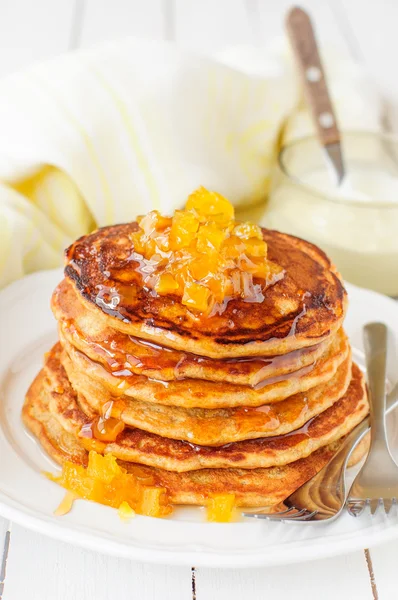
top-left (278, 130), bottom-right (398, 209)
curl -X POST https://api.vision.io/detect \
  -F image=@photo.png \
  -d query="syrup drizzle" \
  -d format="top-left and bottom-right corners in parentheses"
top-left (79, 399), bottom-right (126, 442)
top-left (183, 415), bottom-right (314, 454)
top-left (62, 301), bottom-right (320, 390)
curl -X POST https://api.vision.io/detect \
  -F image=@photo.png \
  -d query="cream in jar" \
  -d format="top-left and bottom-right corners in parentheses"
top-left (264, 132), bottom-right (398, 296)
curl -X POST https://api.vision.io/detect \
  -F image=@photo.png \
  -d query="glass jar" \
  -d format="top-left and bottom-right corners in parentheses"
top-left (266, 131), bottom-right (398, 296)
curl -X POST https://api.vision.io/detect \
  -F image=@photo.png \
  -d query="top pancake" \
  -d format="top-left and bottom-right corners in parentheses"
top-left (61, 328), bottom-right (349, 408)
top-left (65, 224), bottom-right (347, 358)
top-left (53, 278), bottom-right (332, 386)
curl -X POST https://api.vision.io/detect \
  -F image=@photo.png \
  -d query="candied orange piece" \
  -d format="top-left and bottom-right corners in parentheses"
top-left (47, 452), bottom-right (173, 519)
top-left (189, 255), bottom-right (219, 281)
top-left (60, 463), bottom-right (105, 500)
top-left (155, 231), bottom-right (171, 252)
top-left (125, 187), bottom-right (279, 313)
top-left (147, 252), bottom-right (169, 268)
top-left (196, 223), bottom-right (226, 253)
top-left (182, 282), bottom-right (212, 312)
top-left (220, 236), bottom-right (246, 259)
top-left (243, 238), bottom-right (267, 258)
top-left (239, 257), bottom-right (269, 279)
top-left (137, 211), bottom-right (172, 235)
top-left (118, 501), bottom-right (135, 521)
top-left (131, 234), bottom-right (158, 258)
top-left (169, 210), bottom-right (199, 250)
top-left (154, 273), bottom-right (179, 294)
top-left (169, 268), bottom-right (187, 295)
top-left (186, 187), bottom-right (234, 222)
top-left (80, 438), bottom-right (107, 454)
top-left (100, 477), bottom-right (134, 508)
top-left (207, 493), bottom-right (236, 522)
top-left (86, 451), bottom-right (122, 483)
top-left (230, 269), bottom-right (241, 295)
top-left (206, 273), bottom-right (233, 303)
top-left (140, 487), bottom-right (167, 517)
top-left (54, 491), bottom-right (78, 516)
top-left (233, 222), bottom-right (263, 240)
top-left (130, 231), bottom-right (146, 255)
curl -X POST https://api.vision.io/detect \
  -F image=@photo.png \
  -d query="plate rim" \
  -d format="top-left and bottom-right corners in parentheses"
top-left (1, 268), bottom-right (398, 568)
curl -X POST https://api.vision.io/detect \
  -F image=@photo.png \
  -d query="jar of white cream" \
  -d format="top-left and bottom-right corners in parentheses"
top-left (265, 131), bottom-right (398, 295)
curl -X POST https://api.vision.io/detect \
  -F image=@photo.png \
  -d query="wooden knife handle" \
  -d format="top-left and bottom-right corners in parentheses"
top-left (286, 6), bottom-right (340, 147)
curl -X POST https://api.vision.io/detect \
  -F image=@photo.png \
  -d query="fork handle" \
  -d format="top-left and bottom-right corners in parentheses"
top-left (363, 323), bottom-right (389, 448)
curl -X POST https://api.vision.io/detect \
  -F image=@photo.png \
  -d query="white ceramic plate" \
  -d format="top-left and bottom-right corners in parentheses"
top-left (1, 268), bottom-right (398, 568)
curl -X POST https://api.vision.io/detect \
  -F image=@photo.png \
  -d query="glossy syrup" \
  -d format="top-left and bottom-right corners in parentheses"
top-left (183, 412), bottom-right (314, 454)
top-left (62, 312), bottom-right (320, 389)
top-left (79, 399), bottom-right (126, 442)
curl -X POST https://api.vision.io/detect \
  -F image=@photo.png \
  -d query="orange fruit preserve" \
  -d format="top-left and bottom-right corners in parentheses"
top-left (47, 451), bottom-right (172, 518)
top-left (130, 187), bottom-right (283, 314)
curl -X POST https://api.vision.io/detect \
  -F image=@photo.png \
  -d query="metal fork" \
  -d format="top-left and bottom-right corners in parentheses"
top-left (243, 324), bottom-right (398, 523)
top-left (347, 322), bottom-right (398, 516)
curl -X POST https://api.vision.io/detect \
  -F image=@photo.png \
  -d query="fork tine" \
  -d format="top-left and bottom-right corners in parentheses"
top-left (266, 508), bottom-right (308, 520)
top-left (347, 499), bottom-right (367, 517)
top-left (370, 498), bottom-right (382, 516)
top-left (383, 499), bottom-right (393, 514)
top-left (243, 508), bottom-right (318, 522)
top-left (281, 510), bottom-right (319, 522)
top-left (267, 507), bottom-right (297, 517)
top-left (242, 507), bottom-right (297, 519)
top-left (384, 498), bottom-right (398, 514)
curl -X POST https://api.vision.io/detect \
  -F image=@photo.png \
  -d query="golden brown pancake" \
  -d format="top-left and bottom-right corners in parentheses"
top-left (22, 372), bottom-right (368, 507)
top-left (53, 278), bottom-right (333, 386)
top-left (37, 345), bottom-right (368, 471)
top-left (61, 345), bottom-right (353, 445)
top-left (60, 328), bottom-right (349, 409)
top-left (23, 368), bottom-right (87, 466)
top-left (65, 225), bottom-right (347, 358)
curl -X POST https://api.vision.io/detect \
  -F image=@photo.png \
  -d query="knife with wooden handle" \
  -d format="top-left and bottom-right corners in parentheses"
top-left (285, 6), bottom-right (345, 184)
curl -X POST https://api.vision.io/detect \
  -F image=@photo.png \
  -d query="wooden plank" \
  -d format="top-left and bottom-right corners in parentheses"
top-left (368, 541), bottom-right (398, 600)
top-left (2, 525), bottom-right (191, 600)
top-left (0, 0), bottom-right (76, 76)
top-left (173, 0), bottom-right (252, 52)
top-left (79, 0), bottom-right (166, 47)
top-left (195, 551), bottom-right (374, 600)
top-left (0, 519), bottom-right (10, 599)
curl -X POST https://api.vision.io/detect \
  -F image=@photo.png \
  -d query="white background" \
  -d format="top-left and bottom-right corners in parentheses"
top-left (0, 1), bottom-right (397, 598)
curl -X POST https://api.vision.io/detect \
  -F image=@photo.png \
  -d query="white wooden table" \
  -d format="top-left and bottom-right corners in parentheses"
top-left (0, 1), bottom-right (397, 598)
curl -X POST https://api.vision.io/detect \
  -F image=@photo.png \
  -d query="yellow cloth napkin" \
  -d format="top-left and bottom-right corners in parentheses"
top-left (0, 37), bottom-right (380, 288)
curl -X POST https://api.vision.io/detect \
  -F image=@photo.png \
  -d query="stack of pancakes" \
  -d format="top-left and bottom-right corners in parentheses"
top-left (23, 224), bottom-right (369, 509)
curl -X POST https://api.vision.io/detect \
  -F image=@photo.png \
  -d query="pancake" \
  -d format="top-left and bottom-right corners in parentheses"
top-left (51, 279), bottom-right (332, 386)
top-left (22, 371), bottom-right (368, 507)
top-left (23, 368), bottom-right (87, 466)
top-left (39, 345), bottom-right (368, 471)
top-left (65, 225), bottom-right (347, 358)
top-left (61, 346), bottom-right (353, 445)
top-left (53, 278), bottom-right (333, 386)
top-left (60, 327), bottom-right (349, 408)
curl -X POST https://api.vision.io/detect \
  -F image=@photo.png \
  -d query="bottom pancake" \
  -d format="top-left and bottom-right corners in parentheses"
top-left (23, 365), bottom-right (369, 508)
